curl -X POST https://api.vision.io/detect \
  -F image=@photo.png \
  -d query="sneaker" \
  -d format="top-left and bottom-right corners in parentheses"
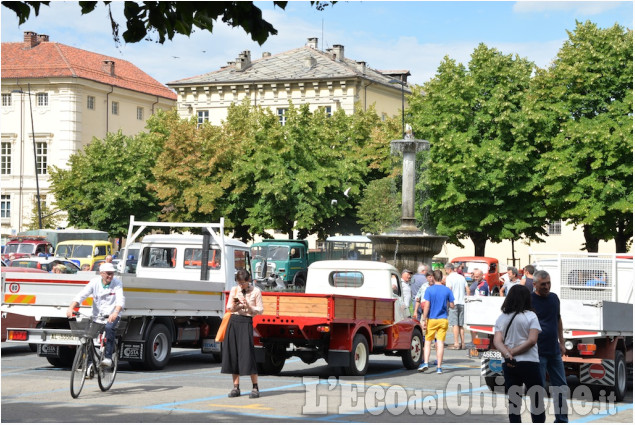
top-left (417, 363), bottom-right (429, 372)
top-left (100, 358), bottom-right (112, 368)
top-left (249, 388), bottom-right (260, 399)
top-left (436, 367), bottom-right (443, 374)
top-left (228, 387), bottom-right (241, 398)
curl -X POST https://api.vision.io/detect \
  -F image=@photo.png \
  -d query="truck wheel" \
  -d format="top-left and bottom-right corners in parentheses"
top-left (401, 329), bottom-right (423, 369)
top-left (144, 323), bottom-right (171, 370)
top-left (346, 334), bottom-right (369, 376)
top-left (259, 345), bottom-right (286, 375)
top-left (491, 286), bottom-right (501, 296)
top-left (46, 346), bottom-right (76, 368)
top-left (293, 276), bottom-right (306, 288)
top-left (613, 350), bottom-right (627, 402)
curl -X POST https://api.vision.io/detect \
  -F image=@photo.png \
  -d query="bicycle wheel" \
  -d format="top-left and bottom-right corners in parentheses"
top-left (70, 343), bottom-right (89, 398)
top-left (97, 344), bottom-right (118, 392)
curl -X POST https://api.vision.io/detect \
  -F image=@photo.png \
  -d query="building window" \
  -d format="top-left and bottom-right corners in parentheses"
top-left (325, 106), bottom-right (332, 117)
top-left (2, 94), bottom-right (11, 107)
top-left (87, 95), bottom-right (95, 110)
top-left (197, 110), bottom-right (209, 127)
top-left (111, 101), bottom-right (119, 115)
top-left (547, 220), bottom-right (562, 235)
top-left (37, 93), bottom-right (48, 107)
top-left (277, 108), bottom-right (287, 125)
top-left (137, 106), bottom-right (144, 120)
top-left (1, 142), bottom-right (11, 175)
top-left (1, 195), bottom-right (10, 219)
top-left (36, 142), bottom-right (48, 175)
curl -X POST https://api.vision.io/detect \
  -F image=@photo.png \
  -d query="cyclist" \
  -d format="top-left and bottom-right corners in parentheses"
top-left (66, 262), bottom-right (125, 367)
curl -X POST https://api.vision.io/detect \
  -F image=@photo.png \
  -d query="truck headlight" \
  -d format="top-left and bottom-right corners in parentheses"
top-left (564, 340), bottom-right (574, 351)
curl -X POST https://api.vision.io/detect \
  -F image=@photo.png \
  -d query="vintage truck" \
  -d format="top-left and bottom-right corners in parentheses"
top-left (465, 252), bottom-right (633, 401)
top-left (3, 229), bottom-right (109, 261)
top-left (451, 256), bottom-right (507, 295)
top-left (253, 260), bottom-right (423, 376)
top-left (2, 216), bottom-right (249, 370)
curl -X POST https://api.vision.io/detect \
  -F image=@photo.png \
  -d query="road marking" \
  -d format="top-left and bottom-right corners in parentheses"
top-left (208, 403), bottom-right (272, 410)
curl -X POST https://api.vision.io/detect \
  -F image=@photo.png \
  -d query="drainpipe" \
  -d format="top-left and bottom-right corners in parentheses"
top-left (151, 96), bottom-right (159, 114)
top-left (105, 85), bottom-right (113, 136)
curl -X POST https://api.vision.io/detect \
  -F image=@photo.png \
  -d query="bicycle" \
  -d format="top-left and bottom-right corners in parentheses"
top-left (69, 312), bottom-right (119, 398)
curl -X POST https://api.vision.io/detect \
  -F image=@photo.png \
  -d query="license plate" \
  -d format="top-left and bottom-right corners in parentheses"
top-left (482, 350), bottom-right (502, 359)
top-left (48, 333), bottom-right (78, 342)
top-left (202, 339), bottom-right (220, 352)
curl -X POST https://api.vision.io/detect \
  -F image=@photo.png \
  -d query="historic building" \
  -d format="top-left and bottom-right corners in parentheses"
top-left (167, 37), bottom-right (410, 125)
top-left (1, 31), bottom-right (177, 237)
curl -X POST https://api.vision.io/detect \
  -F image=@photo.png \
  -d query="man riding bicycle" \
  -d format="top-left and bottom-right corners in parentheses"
top-left (66, 262), bottom-right (125, 367)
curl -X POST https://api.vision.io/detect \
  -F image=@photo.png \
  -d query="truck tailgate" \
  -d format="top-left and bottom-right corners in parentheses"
top-left (561, 299), bottom-right (633, 335)
top-left (464, 296), bottom-right (504, 334)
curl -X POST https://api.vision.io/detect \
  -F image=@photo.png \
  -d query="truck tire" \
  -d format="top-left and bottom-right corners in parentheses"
top-left (144, 323), bottom-right (171, 370)
top-left (259, 345), bottom-right (286, 375)
top-left (346, 334), bottom-right (369, 376)
top-left (46, 345), bottom-right (76, 368)
top-left (401, 329), bottom-right (423, 369)
top-left (613, 350), bottom-right (627, 402)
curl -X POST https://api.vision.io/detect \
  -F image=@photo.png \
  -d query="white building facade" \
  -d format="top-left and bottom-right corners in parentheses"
top-left (1, 31), bottom-right (177, 238)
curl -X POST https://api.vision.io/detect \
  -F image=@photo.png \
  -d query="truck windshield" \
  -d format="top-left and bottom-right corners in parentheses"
top-left (7, 244), bottom-right (36, 254)
top-left (72, 245), bottom-right (93, 258)
top-left (250, 245), bottom-right (289, 261)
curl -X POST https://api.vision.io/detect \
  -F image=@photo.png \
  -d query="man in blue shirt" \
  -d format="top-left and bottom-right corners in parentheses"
top-left (418, 270), bottom-right (455, 374)
top-left (531, 270), bottom-right (568, 423)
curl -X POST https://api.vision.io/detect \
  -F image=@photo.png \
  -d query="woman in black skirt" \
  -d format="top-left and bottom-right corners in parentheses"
top-left (221, 269), bottom-right (263, 398)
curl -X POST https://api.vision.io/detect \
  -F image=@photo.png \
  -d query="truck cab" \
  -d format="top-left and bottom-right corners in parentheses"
top-left (451, 256), bottom-right (503, 295)
top-left (55, 240), bottom-right (113, 269)
top-left (2, 236), bottom-right (53, 261)
top-left (250, 240), bottom-right (310, 289)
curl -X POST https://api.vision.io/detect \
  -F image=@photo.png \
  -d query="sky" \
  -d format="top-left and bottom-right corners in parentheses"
top-left (1, 1), bottom-right (633, 87)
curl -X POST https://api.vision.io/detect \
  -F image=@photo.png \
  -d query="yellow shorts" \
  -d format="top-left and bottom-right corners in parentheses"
top-left (425, 318), bottom-right (449, 341)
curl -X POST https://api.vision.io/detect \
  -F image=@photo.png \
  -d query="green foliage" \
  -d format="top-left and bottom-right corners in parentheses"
top-left (356, 177), bottom-right (401, 234)
top-left (3, 1), bottom-right (337, 45)
top-left (531, 21), bottom-right (633, 251)
top-left (408, 44), bottom-right (545, 255)
top-left (24, 198), bottom-right (61, 230)
top-left (48, 125), bottom-right (164, 238)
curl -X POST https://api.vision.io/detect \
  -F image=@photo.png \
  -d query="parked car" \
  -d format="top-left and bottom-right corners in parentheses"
top-left (8, 256), bottom-right (81, 273)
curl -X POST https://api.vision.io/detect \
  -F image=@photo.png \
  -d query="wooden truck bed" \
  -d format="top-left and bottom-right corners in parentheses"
top-left (260, 292), bottom-right (394, 324)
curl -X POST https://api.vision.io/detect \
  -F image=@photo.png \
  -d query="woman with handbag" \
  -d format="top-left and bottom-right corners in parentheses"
top-left (221, 269), bottom-right (264, 398)
top-left (493, 284), bottom-right (545, 423)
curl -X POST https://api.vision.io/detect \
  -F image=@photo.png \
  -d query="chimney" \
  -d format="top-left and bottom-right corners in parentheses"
top-left (306, 37), bottom-right (318, 49)
top-left (37, 34), bottom-right (49, 43)
top-left (356, 61), bottom-right (366, 74)
top-left (23, 31), bottom-right (38, 48)
top-left (262, 52), bottom-right (271, 58)
top-left (332, 44), bottom-right (344, 61)
top-left (235, 50), bottom-right (251, 71)
top-left (102, 60), bottom-right (115, 76)
top-left (304, 56), bottom-right (317, 69)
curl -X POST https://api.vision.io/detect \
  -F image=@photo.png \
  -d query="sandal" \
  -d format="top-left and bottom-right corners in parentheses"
top-left (449, 345), bottom-right (461, 350)
top-left (249, 388), bottom-right (260, 399)
top-left (228, 387), bottom-right (241, 397)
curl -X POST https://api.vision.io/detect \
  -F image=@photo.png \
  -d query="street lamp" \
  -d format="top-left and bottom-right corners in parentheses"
top-left (12, 83), bottom-right (43, 229)
top-left (389, 78), bottom-right (406, 138)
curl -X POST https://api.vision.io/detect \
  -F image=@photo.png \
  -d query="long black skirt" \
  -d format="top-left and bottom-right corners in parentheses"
top-left (221, 314), bottom-right (258, 375)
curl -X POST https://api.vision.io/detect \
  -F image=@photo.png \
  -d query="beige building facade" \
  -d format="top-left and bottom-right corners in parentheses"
top-left (168, 37), bottom-right (410, 126)
top-left (1, 31), bottom-right (176, 238)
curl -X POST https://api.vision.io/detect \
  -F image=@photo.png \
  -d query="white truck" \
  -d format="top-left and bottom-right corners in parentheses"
top-left (2, 216), bottom-right (249, 370)
top-left (465, 252), bottom-right (633, 401)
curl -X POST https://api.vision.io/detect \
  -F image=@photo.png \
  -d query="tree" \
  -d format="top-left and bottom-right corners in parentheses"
top-left (356, 176), bottom-right (400, 235)
top-left (3, 1), bottom-right (335, 45)
top-left (530, 21), bottom-right (633, 252)
top-left (408, 44), bottom-right (546, 256)
top-left (48, 123), bottom-right (165, 239)
top-left (24, 199), bottom-right (61, 230)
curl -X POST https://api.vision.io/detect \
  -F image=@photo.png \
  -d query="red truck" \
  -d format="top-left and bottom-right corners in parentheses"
top-left (253, 260), bottom-right (423, 375)
top-left (451, 256), bottom-right (505, 295)
top-left (2, 236), bottom-right (53, 261)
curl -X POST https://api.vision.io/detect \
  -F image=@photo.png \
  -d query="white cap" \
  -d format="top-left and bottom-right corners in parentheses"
top-left (99, 263), bottom-right (116, 272)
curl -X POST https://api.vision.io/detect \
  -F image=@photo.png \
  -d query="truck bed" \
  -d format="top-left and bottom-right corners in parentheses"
top-left (260, 292), bottom-right (394, 324)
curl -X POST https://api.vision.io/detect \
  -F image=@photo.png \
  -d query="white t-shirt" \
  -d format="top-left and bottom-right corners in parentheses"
top-left (401, 280), bottom-right (412, 309)
top-left (446, 272), bottom-right (467, 305)
top-left (503, 279), bottom-right (520, 294)
top-left (494, 311), bottom-right (541, 362)
top-left (72, 275), bottom-right (125, 321)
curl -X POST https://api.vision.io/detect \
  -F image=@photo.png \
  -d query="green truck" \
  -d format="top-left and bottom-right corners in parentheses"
top-left (250, 240), bottom-right (325, 290)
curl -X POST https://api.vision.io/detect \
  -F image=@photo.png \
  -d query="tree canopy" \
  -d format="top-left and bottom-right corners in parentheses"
top-left (529, 21), bottom-right (633, 252)
top-left (2, 1), bottom-right (336, 45)
top-left (408, 43), bottom-right (545, 256)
